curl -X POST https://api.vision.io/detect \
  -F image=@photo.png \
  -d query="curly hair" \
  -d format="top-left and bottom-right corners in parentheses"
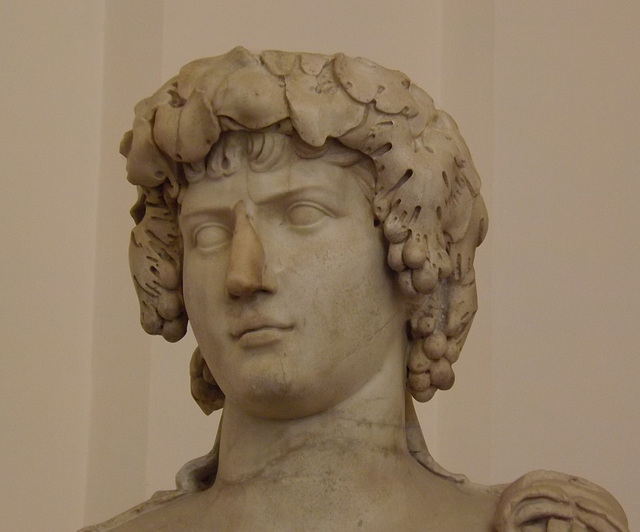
top-left (121, 47), bottom-right (488, 408)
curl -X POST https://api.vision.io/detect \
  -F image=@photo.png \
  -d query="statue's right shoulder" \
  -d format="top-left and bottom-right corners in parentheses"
top-left (493, 470), bottom-right (629, 532)
top-left (78, 489), bottom-right (187, 532)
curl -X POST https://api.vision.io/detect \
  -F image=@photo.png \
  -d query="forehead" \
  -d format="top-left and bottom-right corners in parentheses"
top-left (180, 152), bottom-right (373, 214)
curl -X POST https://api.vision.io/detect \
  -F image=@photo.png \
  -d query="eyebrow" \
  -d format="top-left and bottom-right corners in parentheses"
top-left (247, 182), bottom-right (340, 206)
top-left (179, 180), bottom-right (342, 220)
top-left (179, 206), bottom-right (234, 226)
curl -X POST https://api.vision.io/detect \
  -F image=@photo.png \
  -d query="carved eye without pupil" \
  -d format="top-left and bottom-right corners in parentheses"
top-left (286, 204), bottom-right (328, 227)
top-left (194, 224), bottom-right (231, 250)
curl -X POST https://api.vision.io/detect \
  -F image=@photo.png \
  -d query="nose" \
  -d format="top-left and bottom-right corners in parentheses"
top-left (225, 200), bottom-right (276, 298)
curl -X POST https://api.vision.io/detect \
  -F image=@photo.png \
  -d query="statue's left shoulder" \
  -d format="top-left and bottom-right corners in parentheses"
top-left (493, 469), bottom-right (629, 532)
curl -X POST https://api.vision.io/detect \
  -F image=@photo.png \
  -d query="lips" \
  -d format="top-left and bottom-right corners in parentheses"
top-left (230, 315), bottom-right (293, 342)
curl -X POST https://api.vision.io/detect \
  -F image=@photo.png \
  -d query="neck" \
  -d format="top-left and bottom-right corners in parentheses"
top-left (215, 349), bottom-right (409, 485)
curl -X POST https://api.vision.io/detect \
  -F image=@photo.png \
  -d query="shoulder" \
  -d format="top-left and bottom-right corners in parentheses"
top-left (78, 490), bottom-right (190, 532)
top-left (494, 470), bottom-right (629, 532)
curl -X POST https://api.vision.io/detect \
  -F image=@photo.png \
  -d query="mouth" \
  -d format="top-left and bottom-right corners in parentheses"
top-left (230, 318), bottom-right (293, 348)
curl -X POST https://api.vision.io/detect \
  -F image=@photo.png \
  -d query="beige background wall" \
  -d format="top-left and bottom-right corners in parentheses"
top-left (0, 2), bottom-right (104, 530)
top-left (1, 1), bottom-right (638, 530)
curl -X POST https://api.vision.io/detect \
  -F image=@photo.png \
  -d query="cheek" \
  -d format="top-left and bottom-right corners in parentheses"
top-left (306, 235), bottom-right (399, 339)
top-left (181, 256), bottom-right (226, 334)
top-left (181, 263), bottom-right (201, 320)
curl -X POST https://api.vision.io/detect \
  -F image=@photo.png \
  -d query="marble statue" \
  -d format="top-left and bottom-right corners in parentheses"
top-left (82, 48), bottom-right (629, 531)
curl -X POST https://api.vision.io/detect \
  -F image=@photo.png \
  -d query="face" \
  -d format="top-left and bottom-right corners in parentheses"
top-left (180, 142), bottom-right (408, 419)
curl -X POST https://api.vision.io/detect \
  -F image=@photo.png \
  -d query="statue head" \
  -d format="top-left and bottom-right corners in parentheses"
top-left (121, 47), bottom-right (488, 413)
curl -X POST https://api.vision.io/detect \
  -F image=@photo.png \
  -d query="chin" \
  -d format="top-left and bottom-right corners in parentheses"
top-left (234, 375), bottom-right (337, 420)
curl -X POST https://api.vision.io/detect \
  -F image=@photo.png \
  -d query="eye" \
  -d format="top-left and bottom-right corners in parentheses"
top-left (193, 223), bottom-right (232, 251)
top-left (286, 203), bottom-right (330, 227)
